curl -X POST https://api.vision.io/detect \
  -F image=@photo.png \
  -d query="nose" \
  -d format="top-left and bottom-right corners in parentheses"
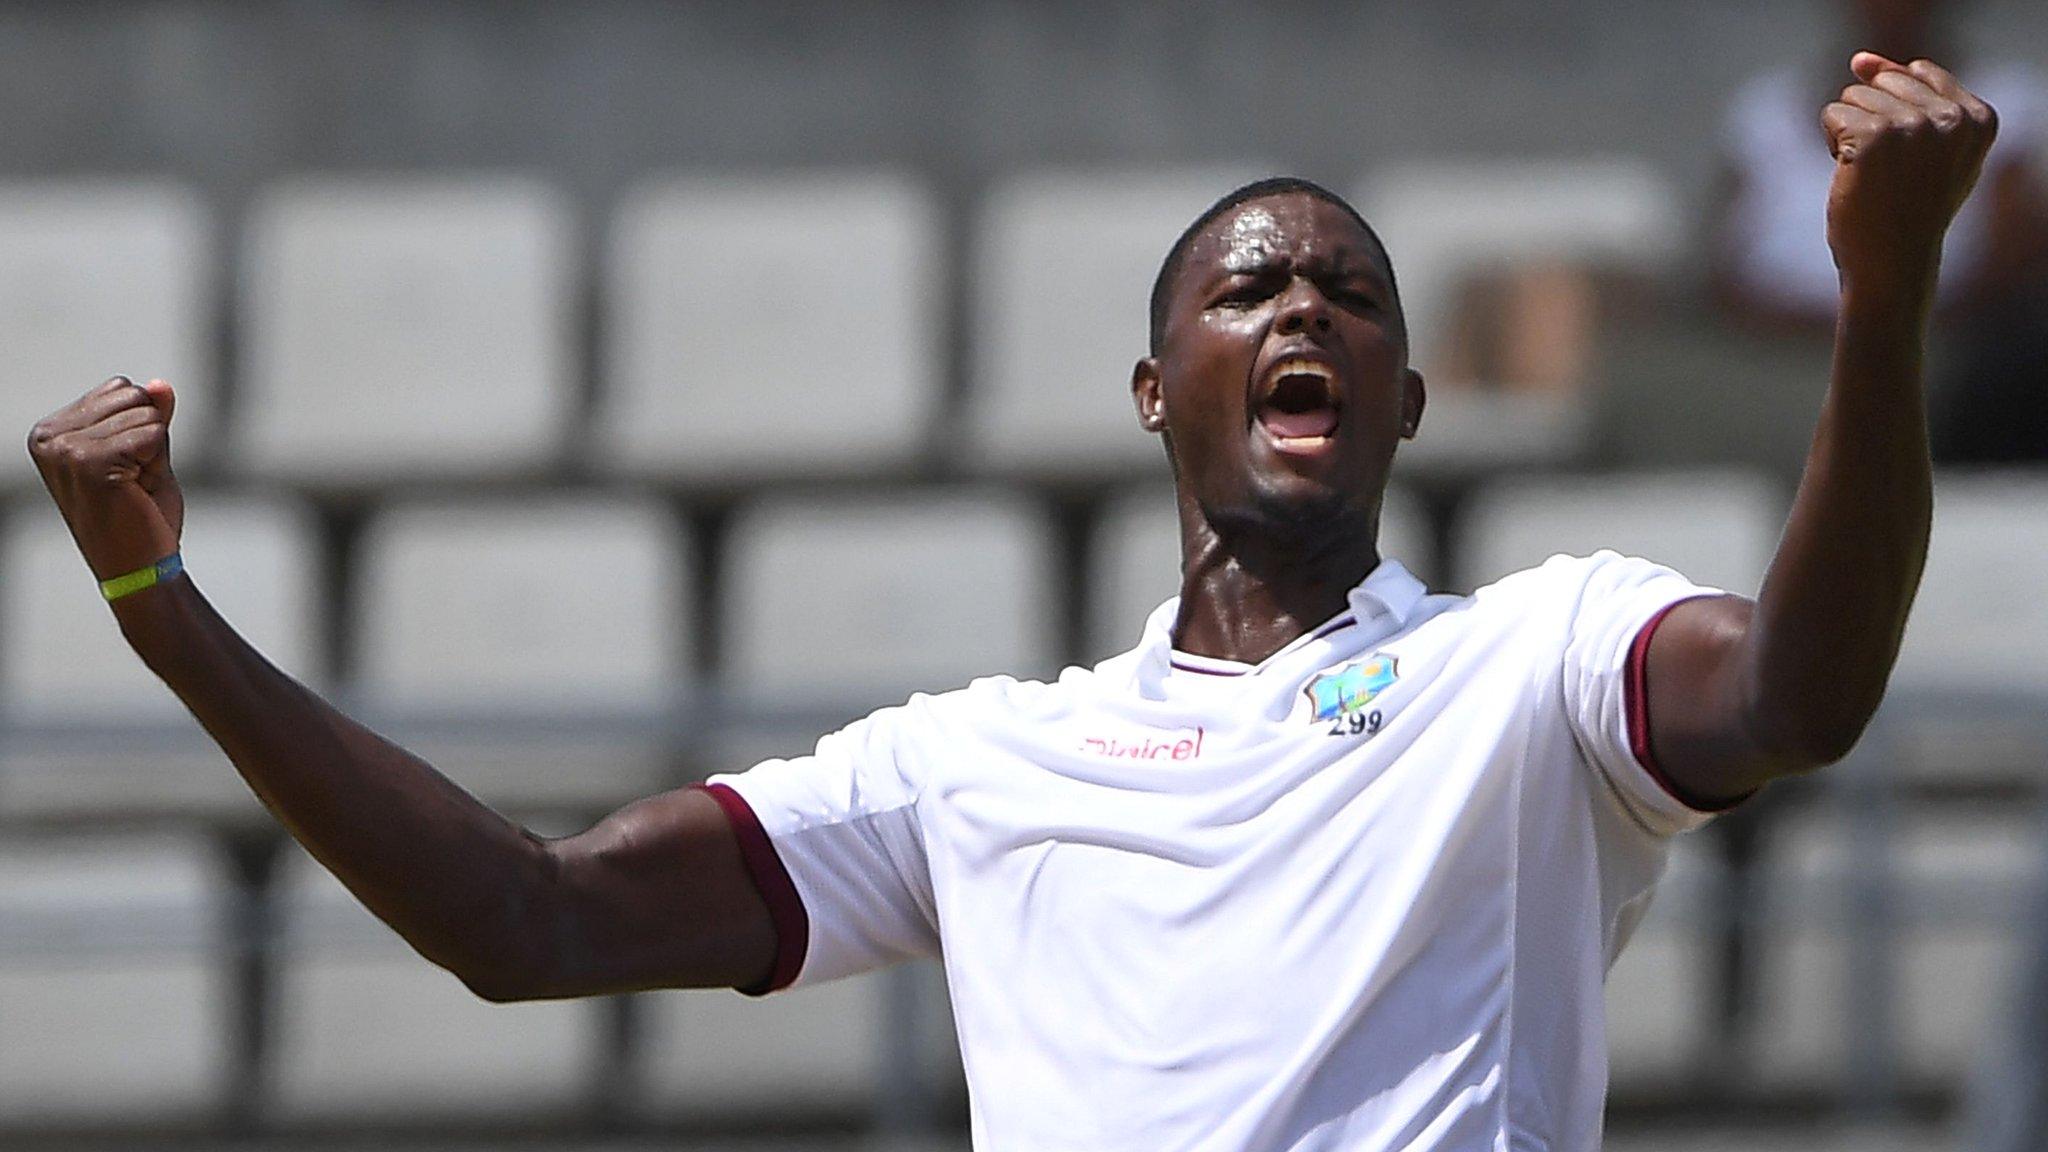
top-left (1274, 277), bottom-right (1333, 337)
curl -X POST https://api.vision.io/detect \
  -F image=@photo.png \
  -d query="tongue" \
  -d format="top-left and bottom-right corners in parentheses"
top-left (1261, 406), bottom-right (1338, 440)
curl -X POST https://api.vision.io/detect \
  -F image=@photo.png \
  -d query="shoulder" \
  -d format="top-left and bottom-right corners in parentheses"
top-left (887, 665), bottom-right (1097, 735)
top-left (1464, 551), bottom-right (1709, 638)
top-left (1470, 550), bottom-right (1650, 603)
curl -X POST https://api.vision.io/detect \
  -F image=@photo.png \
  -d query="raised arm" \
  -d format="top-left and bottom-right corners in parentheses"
top-left (26, 377), bottom-right (775, 1000)
top-left (1642, 54), bottom-right (1999, 804)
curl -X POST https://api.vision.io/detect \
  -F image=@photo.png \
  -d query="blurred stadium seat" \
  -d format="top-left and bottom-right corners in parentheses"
top-left (0, 183), bottom-right (214, 487)
top-left (642, 973), bottom-right (888, 1119)
top-left (1894, 472), bottom-right (2048, 698)
top-left (1086, 483), bottom-right (1431, 662)
top-left (351, 497), bottom-right (692, 807)
top-left (271, 846), bottom-right (597, 1121)
top-left (1455, 469), bottom-right (1784, 595)
top-left (707, 492), bottom-right (1055, 1124)
top-left (1751, 809), bottom-right (2040, 1092)
top-left (965, 168), bottom-right (1267, 475)
top-left (0, 495), bottom-right (322, 820)
top-left (1356, 158), bottom-right (1681, 378)
top-left (723, 490), bottom-right (1059, 703)
top-left (1357, 159), bottom-right (1681, 473)
top-left (0, 831), bottom-right (227, 1122)
top-left (599, 172), bottom-right (942, 480)
top-left (237, 178), bottom-right (576, 482)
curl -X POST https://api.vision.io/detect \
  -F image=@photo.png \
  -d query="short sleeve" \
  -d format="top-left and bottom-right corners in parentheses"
top-left (701, 704), bottom-right (940, 993)
top-left (1558, 551), bottom-right (1741, 838)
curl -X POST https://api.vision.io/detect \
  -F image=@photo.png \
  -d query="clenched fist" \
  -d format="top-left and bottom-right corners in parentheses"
top-left (1824, 53), bottom-right (1999, 291)
top-left (27, 376), bottom-right (185, 588)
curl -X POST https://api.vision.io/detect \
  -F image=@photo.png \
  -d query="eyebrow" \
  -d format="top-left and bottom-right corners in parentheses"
top-left (1204, 249), bottom-right (1389, 287)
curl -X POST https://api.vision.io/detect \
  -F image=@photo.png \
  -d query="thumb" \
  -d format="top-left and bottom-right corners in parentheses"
top-left (141, 377), bottom-right (176, 425)
top-left (1850, 51), bottom-right (1905, 83)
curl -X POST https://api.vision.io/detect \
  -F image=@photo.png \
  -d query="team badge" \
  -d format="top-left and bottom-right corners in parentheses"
top-left (1304, 654), bottom-right (1399, 721)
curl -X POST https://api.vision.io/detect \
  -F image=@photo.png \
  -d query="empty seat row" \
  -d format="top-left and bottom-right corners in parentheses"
top-left (4, 471), bottom-right (2041, 823)
top-left (0, 829), bottom-right (905, 1123)
top-left (4, 804), bottom-right (2028, 1120)
top-left (1601, 806), bottom-right (2045, 1096)
top-left (4, 469), bottom-right (2042, 721)
top-left (0, 161), bottom-right (1680, 488)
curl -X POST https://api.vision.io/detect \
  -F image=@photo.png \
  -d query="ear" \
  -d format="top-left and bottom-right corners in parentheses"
top-left (1133, 356), bottom-right (1167, 433)
top-left (1398, 367), bottom-right (1425, 440)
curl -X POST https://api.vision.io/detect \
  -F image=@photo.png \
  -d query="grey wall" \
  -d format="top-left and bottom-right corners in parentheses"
top-left (3, 0), bottom-right (2040, 201)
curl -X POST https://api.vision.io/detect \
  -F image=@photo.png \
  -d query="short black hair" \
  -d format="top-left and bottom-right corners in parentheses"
top-left (1146, 176), bottom-right (1399, 355)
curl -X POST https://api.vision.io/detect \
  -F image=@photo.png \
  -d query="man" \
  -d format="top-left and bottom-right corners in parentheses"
top-left (26, 53), bottom-right (1995, 1151)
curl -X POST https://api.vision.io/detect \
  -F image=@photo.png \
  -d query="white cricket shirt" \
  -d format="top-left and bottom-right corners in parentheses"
top-left (703, 552), bottom-right (1738, 1151)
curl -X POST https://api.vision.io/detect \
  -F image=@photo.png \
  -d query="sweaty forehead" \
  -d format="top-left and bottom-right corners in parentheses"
top-left (1181, 193), bottom-right (1384, 281)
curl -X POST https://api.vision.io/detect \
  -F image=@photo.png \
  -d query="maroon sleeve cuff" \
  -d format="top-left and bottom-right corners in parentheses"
top-left (696, 782), bottom-right (808, 995)
top-left (1624, 597), bottom-right (1752, 815)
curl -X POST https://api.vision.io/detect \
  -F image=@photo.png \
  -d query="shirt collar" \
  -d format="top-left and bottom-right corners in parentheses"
top-left (1125, 558), bottom-right (1428, 698)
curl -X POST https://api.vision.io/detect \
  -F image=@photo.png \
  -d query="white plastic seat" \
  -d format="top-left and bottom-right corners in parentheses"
top-left (1750, 810), bottom-right (2037, 1091)
top-left (724, 491), bottom-right (1058, 703)
top-left (1355, 159), bottom-right (1678, 472)
top-left (350, 498), bottom-right (691, 806)
top-left (965, 168), bottom-right (1269, 474)
top-left (0, 832), bottom-right (227, 1121)
top-left (1086, 484), bottom-right (1432, 662)
top-left (237, 178), bottom-right (575, 482)
top-left (0, 183), bottom-right (214, 486)
top-left (1355, 158), bottom-right (1681, 379)
top-left (1455, 469), bottom-right (1783, 595)
top-left (1893, 473), bottom-right (2048, 698)
top-left (0, 495), bottom-right (323, 820)
top-left (715, 495), bottom-right (1045, 1110)
top-left (641, 972), bottom-right (888, 1118)
top-left (599, 173), bottom-right (941, 479)
top-left (270, 848), bottom-right (597, 1120)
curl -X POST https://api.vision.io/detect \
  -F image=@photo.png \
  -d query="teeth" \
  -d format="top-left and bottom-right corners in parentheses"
top-left (1270, 357), bottom-right (1332, 381)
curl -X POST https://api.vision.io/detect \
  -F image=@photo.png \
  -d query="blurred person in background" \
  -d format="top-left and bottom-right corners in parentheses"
top-left (1433, 260), bottom-right (1601, 397)
top-left (1713, 0), bottom-right (2048, 462)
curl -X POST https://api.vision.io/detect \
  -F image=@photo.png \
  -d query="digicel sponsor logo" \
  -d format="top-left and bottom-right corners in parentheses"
top-left (1079, 729), bottom-right (1206, 760)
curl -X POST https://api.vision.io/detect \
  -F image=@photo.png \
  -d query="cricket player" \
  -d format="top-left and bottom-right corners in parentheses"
top-left (26, 52), bottom-right (1996, 1151)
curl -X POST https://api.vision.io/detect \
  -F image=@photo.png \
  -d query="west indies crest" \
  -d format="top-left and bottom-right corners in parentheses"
top-left (1304, 654), bottom-right (1399, 722)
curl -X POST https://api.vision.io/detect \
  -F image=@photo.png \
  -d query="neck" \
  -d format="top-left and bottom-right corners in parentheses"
top-left (1169, 492), bottom-right (1383, 665)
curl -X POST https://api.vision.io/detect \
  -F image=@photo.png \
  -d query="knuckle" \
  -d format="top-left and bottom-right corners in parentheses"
top-left (55, 440), bottom-right (92, 472)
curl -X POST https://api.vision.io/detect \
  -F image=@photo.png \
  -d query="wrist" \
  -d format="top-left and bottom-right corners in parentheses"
top-left (1836, 254), bottom-right (1941, 314)
top-left (111, 570), bottom-right (197, 670)
top-left (99, 551), bottom-right (183, 603)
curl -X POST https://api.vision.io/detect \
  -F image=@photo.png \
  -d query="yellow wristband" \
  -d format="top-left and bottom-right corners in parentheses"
top-left (99, 552), bottom-right (184, 602)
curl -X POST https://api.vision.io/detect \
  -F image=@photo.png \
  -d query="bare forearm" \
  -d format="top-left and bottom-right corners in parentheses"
top-left (1745, 276), bottom-right (1935, 761)
top-left (114, 577), bottom-right (555, 991)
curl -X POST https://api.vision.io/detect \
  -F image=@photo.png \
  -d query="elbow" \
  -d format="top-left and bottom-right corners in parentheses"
top-left (456, 964), bottom-right (547, 1005)
top-left (1749, 705), bottom-right (1875, 776)
top-left (452, 837), bottom-right (573, 1005)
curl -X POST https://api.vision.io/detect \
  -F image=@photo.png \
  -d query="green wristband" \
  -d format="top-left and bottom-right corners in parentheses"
top-left (99, 552), bottom-right (184, 602)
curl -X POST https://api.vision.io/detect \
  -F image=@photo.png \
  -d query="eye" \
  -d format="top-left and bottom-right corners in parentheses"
top-left (1209, 276), bottom-right (1276, 309)
top-left (1334, 285), bottom-right (1382, 312)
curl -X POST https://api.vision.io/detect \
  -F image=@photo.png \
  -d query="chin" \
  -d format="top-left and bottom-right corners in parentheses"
top-left (1211, 473), bottom-right (1370, 542)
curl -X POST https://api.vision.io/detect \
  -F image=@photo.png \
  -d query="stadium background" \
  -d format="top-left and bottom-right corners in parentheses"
top-left (2, 1), bottom-right (2046, 1149)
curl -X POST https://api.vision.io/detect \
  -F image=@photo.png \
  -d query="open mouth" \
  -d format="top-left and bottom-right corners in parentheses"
top-left (1255, 357), bottom-right (1341, 449)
